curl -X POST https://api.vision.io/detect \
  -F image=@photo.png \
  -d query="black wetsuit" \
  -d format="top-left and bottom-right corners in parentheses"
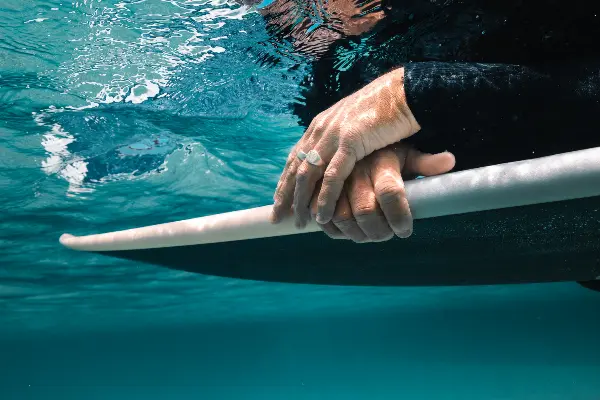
top-left (270, 0), bottom-right (600, 171)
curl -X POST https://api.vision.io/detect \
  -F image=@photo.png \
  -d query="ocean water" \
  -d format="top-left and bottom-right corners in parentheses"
top-left (1, 1), bottom-right (600, 399)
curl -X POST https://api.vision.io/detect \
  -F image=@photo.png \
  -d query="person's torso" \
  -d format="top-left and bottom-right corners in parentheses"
top-left (273, 0), bottom-right (600, 125)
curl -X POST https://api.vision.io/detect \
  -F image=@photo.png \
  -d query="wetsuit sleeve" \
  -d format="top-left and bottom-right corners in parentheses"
top-left (401, 61), bottom-right (600, 159)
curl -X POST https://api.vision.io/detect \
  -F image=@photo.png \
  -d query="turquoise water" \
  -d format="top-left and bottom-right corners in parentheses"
top-left (1, 1), bottom-right (600, 398)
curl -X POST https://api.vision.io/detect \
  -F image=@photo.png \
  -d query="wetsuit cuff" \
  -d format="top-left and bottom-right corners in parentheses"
top-left (402, 62), bottom-right (470, 134)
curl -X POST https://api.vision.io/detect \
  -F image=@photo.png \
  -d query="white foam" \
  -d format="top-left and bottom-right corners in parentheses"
top-left (37, 113), bottom-right (93, 194)
top-left (125, 81), bottom-right (161, 104)
top-left (24, 18), bottom-right (48, 24)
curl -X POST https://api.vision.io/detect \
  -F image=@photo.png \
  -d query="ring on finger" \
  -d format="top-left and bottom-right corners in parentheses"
top-left (306, 149), bottom-right (324, 166)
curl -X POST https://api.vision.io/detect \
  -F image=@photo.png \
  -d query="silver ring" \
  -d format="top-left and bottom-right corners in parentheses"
top-left (297, 150), bottom-right (307, 161)
top-left (306, 149), bottom-right (323, 166)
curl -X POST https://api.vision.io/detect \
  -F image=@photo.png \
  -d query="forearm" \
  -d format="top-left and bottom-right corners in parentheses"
top-left (403, 61), bottom-right (600, 136)
top-left (399, 61), bottom-right (600, 168)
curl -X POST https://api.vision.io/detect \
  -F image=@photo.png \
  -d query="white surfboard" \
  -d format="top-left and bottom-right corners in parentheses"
top-left (60, 147), bottom-right (600, 287)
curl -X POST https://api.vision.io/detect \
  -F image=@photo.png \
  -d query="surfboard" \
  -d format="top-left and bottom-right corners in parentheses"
top-left (60, 147), bottom-right (600, 287)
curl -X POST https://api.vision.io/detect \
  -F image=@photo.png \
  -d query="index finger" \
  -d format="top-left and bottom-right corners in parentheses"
top-left (271, 145), bottom-right (304, 223)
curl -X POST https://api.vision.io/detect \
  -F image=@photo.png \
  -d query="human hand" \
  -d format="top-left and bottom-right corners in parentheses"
top-left (270, 67), bottom-right (421, 227)
top-left (309, 144), bottom-right (455, 242)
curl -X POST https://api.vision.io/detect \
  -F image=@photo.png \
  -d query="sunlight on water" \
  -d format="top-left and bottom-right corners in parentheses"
top-left (14, 0), bottom-right (303, 194)
top-left (0, 0), bottom-right (310, 332)
top-left (2, 1), bottom-right (600, 398)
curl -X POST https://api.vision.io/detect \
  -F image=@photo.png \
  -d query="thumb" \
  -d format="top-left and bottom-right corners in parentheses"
top-left (404, 149), bottom-right (456, 177)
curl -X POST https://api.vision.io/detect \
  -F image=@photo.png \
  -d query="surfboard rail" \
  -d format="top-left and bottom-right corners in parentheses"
top-left (58, 147), bottom-right (600, 287)
top-left (60, 146), bottom-right (600, 252)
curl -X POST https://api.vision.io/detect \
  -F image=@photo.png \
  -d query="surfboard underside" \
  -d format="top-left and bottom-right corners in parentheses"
top-left (101, 196), bottom-right (600, 286)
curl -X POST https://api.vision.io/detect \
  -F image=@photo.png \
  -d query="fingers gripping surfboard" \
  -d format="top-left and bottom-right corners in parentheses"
top-left (60, 147), bottom-right (600, 287)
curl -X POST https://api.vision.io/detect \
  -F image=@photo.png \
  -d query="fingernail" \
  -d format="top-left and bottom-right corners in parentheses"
top-left (396, 229), bottom-right (412, 238)
top-left (316, 213), bottom-right (326, 224)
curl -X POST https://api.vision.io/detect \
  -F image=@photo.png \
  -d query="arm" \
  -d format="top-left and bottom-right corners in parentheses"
top-left (258, 0), bottom-right (385, 59)
top-left (401, 61), bottom-right (600, 168)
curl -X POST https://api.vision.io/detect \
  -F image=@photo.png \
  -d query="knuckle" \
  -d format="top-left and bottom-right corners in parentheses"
top-left (312, 114), bottom-right (327, 131)
top-left (315, 111), bottom-right (327, 122)
top-left (286, 152), bottom-right (296, 165)
top-left (323, 168), bottom-right (342, 184)
top-left (283, 169), bottom-right (296, 184)
top-left (316, 198), bottom-right (330, 210)
top-left (339, 138), bottom-right (357, 154)
top-left (323, 171), bottom-right (337, 182)
top-left (353, 202), bottom-right (377, 218)
top-left (374, 174), bottom-right (405, 199)
top-left (315, 121), bottom-right (326, 133)
top-left (296, 170), bottom-right (309, 184)
top-left (377, 186), bottom-right (406, 205)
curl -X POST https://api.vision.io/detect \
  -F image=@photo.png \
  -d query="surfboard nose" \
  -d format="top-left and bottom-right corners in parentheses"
top-left (59, 233), bottom-right (76, 248)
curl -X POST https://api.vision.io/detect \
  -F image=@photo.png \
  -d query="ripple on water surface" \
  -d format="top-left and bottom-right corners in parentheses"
top-left (0, 0), bottom-right (313, 331)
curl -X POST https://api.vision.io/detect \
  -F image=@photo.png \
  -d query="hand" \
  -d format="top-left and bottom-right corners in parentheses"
top-left (270, 67), bottom-right (421, 227)
top-left (310, 144), bottom-right (455, 242)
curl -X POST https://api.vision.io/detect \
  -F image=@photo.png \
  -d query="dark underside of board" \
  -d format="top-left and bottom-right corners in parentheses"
top-left (100, 196), bottom-right (600, 287)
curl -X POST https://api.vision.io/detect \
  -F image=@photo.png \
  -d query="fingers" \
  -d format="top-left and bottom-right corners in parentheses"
top-left (310, 179), bottom-right (373, 243)
top-left (271, 155), bottom-right (302, 223)
top-left (271, 138), bottom-right (314, 223)
top-left (346, 163), bottom-right (394, 242)
top-left (271, 115), bottom-right (331, 225)
top-left (404, 149), bottom-right (456, 177)
top-left (292, 133), bottom-right (336, 228)
top-left (316, 144), bottom-right (357, 224)
top-left (369, 149), bottom-right (413, 238)
top-left (329, 187), bottom-right (368, 243)
top-left (293, 152), bottom-right (327, 228)
top-left (309, 182), bottom-right (345, 239)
